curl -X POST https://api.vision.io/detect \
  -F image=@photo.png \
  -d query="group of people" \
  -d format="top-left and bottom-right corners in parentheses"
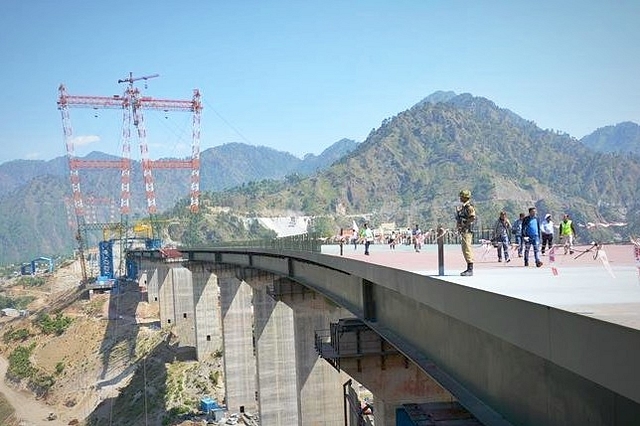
top-left (352, 223), bottom-right (375, 255)
top-left (456, 189), bottom-right (578, 276)
top-left (348, 189), bottom-right (578, 275)
top-left (350, 224), bottom-right (428, 254)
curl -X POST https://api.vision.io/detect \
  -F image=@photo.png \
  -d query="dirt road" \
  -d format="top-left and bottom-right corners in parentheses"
top-left (0, 356), bottom-right (67, 426)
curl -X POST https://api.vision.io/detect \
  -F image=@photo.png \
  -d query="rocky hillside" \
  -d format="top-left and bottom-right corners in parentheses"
top-left (0, 139), bottom-right (358, 264)
top-left (212, 92), bottom-right (640, 243)
top-left (580, 121), bottom-right (640, 156)
top-left (0, 261), bottom-right (224, 426)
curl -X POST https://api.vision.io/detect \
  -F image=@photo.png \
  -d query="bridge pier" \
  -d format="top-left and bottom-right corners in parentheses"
top-left (171, 266), bottom-right (196, 349)
top-left (217, 268), bottom-right (259, 414)
top-left (232, 271), bottom-right (350, 425)
top-left (158, 264), bottom-right (176, 327)
top-left (273, 277), bottom-right (351, 425)
top-left (248, 273), bottom-right (300, 424)
top-left (189, 263), bottom-right (223, 361)
top-left (137, 257), bottom-right (160, 302)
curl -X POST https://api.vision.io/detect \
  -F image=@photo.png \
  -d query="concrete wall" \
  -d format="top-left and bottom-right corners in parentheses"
top-left (219, 272), bottom-right (259, 414)
top-left (189, 263), bottom-right (223, 361)
top-left (171, 266), bottom-right (195, 349)
top-left (157, 264), bottom-right (174, 328)
top-left (251, 275), bottom-right (300, 424)
top-left (274, 278), bottom-right (352, 426)
top-left (140, 257), bottom-right (160, 302)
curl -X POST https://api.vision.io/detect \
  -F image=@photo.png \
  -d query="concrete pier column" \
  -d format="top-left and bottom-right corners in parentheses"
top-left (136, 256), bottom-right (150, 293)
top-left (137, 270), bottom-right (148, 300)
top-left (250, 276), bottom-right (299, 425)
top-left (144, 261), bottom-right (168, 303)
top-left (157, 263), bottom-right (174, 329)
top-left (170, 266), bottom-right (195, 349)
top-left (277, 278), bottom-right (352, 426)
top-left (187, 263), bottom-right (223, 361)
top-left (219, 269), bottom-right (258, 414)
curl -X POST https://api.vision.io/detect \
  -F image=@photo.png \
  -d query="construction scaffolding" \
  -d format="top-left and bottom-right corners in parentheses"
top-left (57, 72), bottom-right (202, 281)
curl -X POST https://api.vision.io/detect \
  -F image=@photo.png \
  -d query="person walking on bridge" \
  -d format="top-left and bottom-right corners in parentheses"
top-left (522, 207), bottom-right (543, 267)
top-left (492, 211), bottom-right (512, 263)
top-left (512, 212), bottom-right (525, 257)
top-left (559, 213), bottom-right (577, 254)
top-left (363, 223), bottom-right (374, 256)
top-left (540, 213), bottom-right (554, 255)
top-left (456, 189), bottom-right (476, 276)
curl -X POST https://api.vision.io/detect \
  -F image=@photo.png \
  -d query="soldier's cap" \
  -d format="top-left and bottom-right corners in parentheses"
top-left (459, 189), bottom-right (471, 199)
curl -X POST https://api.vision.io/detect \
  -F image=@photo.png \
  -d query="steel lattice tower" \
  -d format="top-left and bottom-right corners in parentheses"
top-left (58, 73), bottom-right (202, 280)
top-left (57, 73), bottom-right (202, 221)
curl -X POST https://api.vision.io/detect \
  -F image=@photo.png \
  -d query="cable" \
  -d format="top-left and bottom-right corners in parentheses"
top-left (107, 284), bottom-right (121, 426)
top-left (144, 357), bottom-right (148, 426)
top-left (144, 110), bottom-right (192, 157)
top-left (202, 97), bottom-right (254, 145)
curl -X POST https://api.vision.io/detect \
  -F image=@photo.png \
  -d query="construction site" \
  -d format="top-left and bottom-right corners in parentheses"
top-left (0, 73), bottom-right (241, 426)
top-left (57, 72), bottom-right (202, 289)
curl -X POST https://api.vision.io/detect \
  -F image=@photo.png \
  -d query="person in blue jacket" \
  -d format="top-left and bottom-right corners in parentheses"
top-left (521, 207), bottom-right (543, 267)
top-left (512, 213), bottom-right (525, 257)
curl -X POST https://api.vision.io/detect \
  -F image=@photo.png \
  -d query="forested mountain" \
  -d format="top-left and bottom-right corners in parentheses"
top-left (210, 93), bottom-right (640, 241)
top-left (199, 139), bottom-right (358, 191)
top-left (580, 121), bottom-right (640, 155)
top-left (296, 138), bottom-right (360, 175)
top-left (0, 140), bottom-right (357, 264)
top-left (0, 157), bottom-right (68, 198)
top-left (1, 92), bottom-right (639, 266)
top-left (0, 141), bottom-right (359, 199)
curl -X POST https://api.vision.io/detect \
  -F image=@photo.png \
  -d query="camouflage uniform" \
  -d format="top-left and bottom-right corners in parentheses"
top-left (456, 190), bottom-right (476, 276)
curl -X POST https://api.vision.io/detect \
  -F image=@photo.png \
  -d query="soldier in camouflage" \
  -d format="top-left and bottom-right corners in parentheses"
top-left (456, 189), bottom-right (476, 276)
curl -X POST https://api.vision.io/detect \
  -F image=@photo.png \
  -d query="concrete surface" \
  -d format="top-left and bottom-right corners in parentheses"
top-left (324, 242), bottom-right (640, 330)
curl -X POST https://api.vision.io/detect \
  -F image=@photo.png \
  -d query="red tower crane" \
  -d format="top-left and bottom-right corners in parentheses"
top-left (58, 73), bottom-right (202, 281)
top-left (57, 72), bottom-right (202, 224)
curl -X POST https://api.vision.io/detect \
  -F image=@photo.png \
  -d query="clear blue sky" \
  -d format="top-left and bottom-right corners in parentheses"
top-left (1, 1), bottom-right (639, 164)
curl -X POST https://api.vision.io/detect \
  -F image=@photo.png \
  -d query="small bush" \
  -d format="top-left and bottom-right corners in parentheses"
top-left (3, 328), bottom-right (30, 343)
top-left (209, 370), bottom-right (220, 386)
top-left (36, 313), bottom-right (73, 335)
top-left (8, 344), bottom-right (36, 379)
top-left (31, 373), bottom-right (55, 391)
top-left (16, 276), bottom-right (45, 288)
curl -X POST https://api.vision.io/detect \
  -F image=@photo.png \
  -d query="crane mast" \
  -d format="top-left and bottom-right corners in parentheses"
top-left (58, 73), bottom-right (201, 216)
top-left (57, 73), bottom-right (202, 279)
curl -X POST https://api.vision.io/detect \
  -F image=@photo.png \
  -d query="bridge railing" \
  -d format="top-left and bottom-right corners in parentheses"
top-left (422, 228), bottom-right (495, 245)
top-left (207, 232), bottom-right (322, 252)
top-left (204, 228), bottom-right (497, 254)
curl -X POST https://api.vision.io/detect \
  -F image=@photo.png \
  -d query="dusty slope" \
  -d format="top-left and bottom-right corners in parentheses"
top-left (0, 261), bottom-right (225, 426)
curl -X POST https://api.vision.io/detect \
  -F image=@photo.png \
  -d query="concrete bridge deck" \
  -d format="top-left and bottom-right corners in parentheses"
top-left (327, 242), bottom-right (640, 330)
top-left (139, 240), bottom-right (640, 425)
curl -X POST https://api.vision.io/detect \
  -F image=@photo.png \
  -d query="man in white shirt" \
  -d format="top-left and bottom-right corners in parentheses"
top-left (540, 214), bottom-right (554, 255)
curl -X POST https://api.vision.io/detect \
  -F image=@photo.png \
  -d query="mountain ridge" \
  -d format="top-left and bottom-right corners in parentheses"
top-left (208, 93), bottom-right (639, 241)
top-left (1, 92), bottom-right (639, 265)
top-left (580, 121), bottom-right (640, 155)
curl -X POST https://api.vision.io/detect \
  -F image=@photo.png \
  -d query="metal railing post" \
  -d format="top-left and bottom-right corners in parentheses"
top-left (437, 226), bottom-right (445, 276)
